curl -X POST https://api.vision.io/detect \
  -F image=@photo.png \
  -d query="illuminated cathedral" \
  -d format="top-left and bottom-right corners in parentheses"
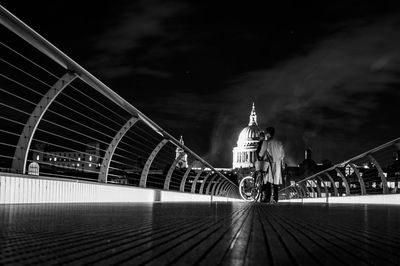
top-left (232, 103), bottom-right (261, 169)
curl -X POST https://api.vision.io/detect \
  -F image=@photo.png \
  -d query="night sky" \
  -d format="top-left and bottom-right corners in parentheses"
top-left (2, 1), bottom-right (400, 167)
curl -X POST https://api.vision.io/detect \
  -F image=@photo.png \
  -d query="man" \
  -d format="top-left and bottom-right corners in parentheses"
top-left (258, 127), bottom-right (285, 203)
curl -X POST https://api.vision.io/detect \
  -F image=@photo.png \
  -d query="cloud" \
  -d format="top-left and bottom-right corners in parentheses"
top-left (97, 65), bottom-right (172, 79)
top-left (207, 16), bottom-right (400, 166)
top-left (85, 0), bottom-right (187, 78)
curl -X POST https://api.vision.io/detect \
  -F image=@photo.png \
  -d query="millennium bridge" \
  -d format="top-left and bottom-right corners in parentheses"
top-left (1, 5), bottom-right (400, 265)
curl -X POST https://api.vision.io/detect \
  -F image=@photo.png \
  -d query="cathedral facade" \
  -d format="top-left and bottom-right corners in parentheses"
top-left (232, 103), bottom-right (262, 169)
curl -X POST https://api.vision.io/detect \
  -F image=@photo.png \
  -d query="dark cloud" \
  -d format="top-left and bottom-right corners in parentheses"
top-left (85, 0), bottom-right (188, 79)
top-left (98, 66), bottom-right (172, 79)
top-left (207, 16), bottom-right (400, 166)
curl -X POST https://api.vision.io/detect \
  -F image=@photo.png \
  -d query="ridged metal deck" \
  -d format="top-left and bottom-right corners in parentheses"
top-left (1, 202), bottom-right (399, 265)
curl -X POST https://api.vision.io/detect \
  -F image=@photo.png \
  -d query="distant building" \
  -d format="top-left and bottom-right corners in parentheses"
top-left (232, 103), bottom-right (261, 169)
top-left (298, 148), bottom-right (318, 178)
top-left (32, 142), bottom-right (101, 172)
top-left (175, 135), bottom-right (188, 168)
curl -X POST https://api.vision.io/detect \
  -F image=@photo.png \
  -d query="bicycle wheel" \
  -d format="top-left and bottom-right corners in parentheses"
top-left (239, 176), bottom-right (257, 201)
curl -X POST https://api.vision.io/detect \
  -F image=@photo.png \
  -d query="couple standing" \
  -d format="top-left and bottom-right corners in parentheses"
top-left (255, 127), bottom-right (285, 203)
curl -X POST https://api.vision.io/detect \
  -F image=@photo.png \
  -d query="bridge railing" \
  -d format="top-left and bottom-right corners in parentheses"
top-left (0, 5), bottom-right (239, 199)
top-left (279, 138), bottom-right (400, 200)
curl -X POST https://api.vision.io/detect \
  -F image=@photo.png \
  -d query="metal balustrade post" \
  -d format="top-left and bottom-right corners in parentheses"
top-left (190, 166), bottom-right (205, 193)
top-left (11, 72), bottom-right (78, 174)
top-left (335, 167), bottom-right (350, 196)
top-left (98, 117), bottom-right (139, 183)
top-left (325, 172), bottom-right (339, 196)
top-left (368, 154), bottom-right (388, 194)
top-left (179, 162), bottom-right (194, 192)
top-left (348, 163), bottom-right (366, 195)
top-left (139, 139), bottom-right (169, 188)
top-left (199, 172), bottom-right (213, 194)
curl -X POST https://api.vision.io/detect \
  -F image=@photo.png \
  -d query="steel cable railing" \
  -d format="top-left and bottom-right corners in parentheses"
top-left (0, 5), bottom-right (239, 198)
top-left (279, 138), bottom-right (400, 200)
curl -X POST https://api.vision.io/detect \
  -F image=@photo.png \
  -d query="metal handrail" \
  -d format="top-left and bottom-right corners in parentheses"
top-left (279, 137), bottom-right (400, 198)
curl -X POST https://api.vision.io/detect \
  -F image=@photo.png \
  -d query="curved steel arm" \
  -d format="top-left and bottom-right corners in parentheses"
top-left (206, 175), bottom-right (219, 195)
top-left (287, 187), bottom-right (297, 198)
top-left (191, 166), bottom-right (205, 193)
top-left (307, 180), bottom-right (316, 197)
top-left (211, 176), bottom-right (226, 196)
top-left (335, 168), bottom-right (350, 196)
top-left (293, 187), bottom-right (301, 198)
top-left (325, 172), bottom-right (339, 196)
top-left (288, 187), bottom-right (298, 199)
top-left (317, 176), bottom-right (329, 197)
top-left (12, 72), bottom-right (77, 173)
top-left (310, 179), bottom-right (321, 197)
top-left (226, 186), bottom-right (234, 198)
top-left (215, 179), bottom-right (227, 196)
top-left (199, 172), bottom-right (213, 194)
top-left (180, 162), bottom-right (194, 192)
top-left (99, 117), bottom-right (139, 183)
top-left (139, 139), bottom-right (169, 187)
top-left (295, 184), bottom-right (305, 198)
top-left (163, 152), bottom-right (185, 190)
top-left (348, 163), bottom-right (366, 195)
top-left (300, 183), bottom-right (309, 197)
top-left (368, 154), bottom-right (388, 194)
top-left (219, 182), bottom-right (230, 196)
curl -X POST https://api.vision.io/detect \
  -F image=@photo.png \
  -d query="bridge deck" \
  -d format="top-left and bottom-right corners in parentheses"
top-left (1, 202), bottom-right (399, 265)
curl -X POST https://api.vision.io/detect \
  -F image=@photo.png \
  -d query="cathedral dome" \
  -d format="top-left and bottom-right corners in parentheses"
top-left (236, 103), bottom-right (260, 147)
top-left (237, 125), bottom-right (260, 144)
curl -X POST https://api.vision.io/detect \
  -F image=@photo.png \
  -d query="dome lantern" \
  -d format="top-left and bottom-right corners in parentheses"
top-left (248, 102), bottom-right (257, 126)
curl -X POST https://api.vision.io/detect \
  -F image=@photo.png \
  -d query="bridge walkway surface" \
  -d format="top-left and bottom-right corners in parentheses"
top-left (1, 202), bottom-right (400, 265)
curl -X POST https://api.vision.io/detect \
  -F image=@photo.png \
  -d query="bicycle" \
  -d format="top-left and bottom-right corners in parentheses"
top-left (239, 172), bottom-right (263, 201)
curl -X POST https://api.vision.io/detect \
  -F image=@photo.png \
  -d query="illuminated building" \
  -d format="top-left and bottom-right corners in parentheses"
top-left (32, 142), bottom-right (101, 172)
top-left (232, 103), bottom-right (261, 169)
